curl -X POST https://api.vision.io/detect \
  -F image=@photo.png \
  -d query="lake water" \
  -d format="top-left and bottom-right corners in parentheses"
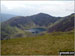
top-left (25, 28), bottom-right (46, 34)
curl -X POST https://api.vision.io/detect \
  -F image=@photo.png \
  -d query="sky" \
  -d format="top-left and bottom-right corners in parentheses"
top-left (1, 1), bottom-right (74, 17)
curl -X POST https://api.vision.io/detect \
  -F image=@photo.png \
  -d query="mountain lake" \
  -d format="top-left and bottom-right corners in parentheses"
top-left (25, 28), bottom-right (46, 34)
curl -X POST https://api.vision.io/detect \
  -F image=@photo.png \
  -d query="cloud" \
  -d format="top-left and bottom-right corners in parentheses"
top-left (1, 4), bottom-right (8, 13)
top-left (1, 1), bottom-right (74, 17)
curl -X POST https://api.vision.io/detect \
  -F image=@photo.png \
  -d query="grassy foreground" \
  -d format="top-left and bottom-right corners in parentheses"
top-left (1, 31), bottom-right (74, 55)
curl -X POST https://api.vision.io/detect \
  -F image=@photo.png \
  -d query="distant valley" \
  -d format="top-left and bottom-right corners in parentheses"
top-left (0, 13), bottom-right (17, 22)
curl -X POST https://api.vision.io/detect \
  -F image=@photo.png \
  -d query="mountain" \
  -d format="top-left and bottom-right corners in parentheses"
top-left (0, 13), bottom-right (16, 22)
top-left (48, 13), bottom-right (74, 32)
top-left (2, 13), bottom-right (61, 29)
top-left (1, 13), bottom-right (62, 40)
top-left (1, 13), bottom-right (74, 40)
top-left (27, 13), bottom-right (61, 27)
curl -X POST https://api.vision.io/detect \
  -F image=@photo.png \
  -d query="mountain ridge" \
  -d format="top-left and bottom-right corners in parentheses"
top-left (2, 13), bottom-right (61, 28)
top-left (48, 13), bottom-right (74, 32)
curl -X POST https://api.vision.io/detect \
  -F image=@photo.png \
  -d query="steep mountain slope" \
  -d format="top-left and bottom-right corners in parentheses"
top-left (2, 13), bottom-right (61, 28)
top-left (0, 13), bottom-right (16, 22)
top-left (48, 13), bottom-right (74, 32)
top-left (3, 16), bottom-right (35, 29)
top-left (28, 13), bottom-right (61, 26)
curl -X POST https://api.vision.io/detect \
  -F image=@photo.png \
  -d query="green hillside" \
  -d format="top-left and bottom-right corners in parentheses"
top-left (1, 31), bottom-right (74, 55)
